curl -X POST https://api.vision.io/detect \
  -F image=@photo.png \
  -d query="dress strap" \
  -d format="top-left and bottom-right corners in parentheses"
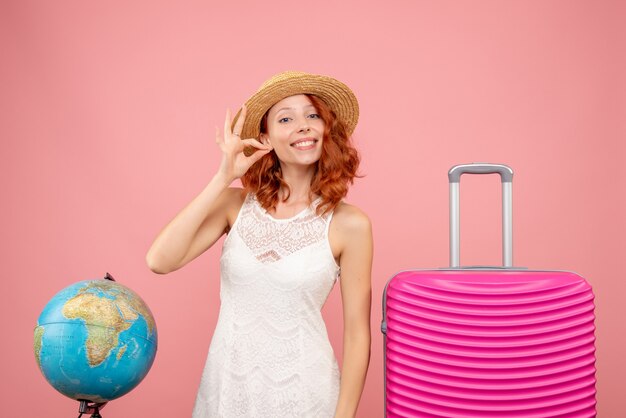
top-left (324, 208), bottom-right (334, 236)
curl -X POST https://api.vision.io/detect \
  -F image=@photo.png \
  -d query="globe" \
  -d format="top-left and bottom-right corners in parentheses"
top-left (34, 278), bottom-right (157, 404)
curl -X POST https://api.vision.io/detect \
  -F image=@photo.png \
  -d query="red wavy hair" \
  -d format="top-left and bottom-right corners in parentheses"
top-left (241, 94), bottom-right (361, 215)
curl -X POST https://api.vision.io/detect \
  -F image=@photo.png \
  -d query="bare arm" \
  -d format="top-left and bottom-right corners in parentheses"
top-left (145, 176), bottom-right (239, 274)
top-left (331, 205), bottom-right (373, 418)
top-left (145, 106), bottom-right (272, 274)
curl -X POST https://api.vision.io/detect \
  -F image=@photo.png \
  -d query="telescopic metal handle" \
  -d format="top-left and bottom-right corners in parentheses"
top-left (448, 163), bottom-right (514, 268)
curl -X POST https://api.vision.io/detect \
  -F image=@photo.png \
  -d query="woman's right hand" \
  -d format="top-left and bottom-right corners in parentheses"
top-left (216, 105), bottom-right (272, 182)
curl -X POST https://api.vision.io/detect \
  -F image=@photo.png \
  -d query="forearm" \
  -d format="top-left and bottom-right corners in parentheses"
top-left (334, 332), bottom-right (371, 418)
top-left (145, 172), bottom-right (232, 273)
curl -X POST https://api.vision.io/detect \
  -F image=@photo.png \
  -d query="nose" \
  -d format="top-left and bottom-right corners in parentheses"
top-left (297, 116), bottom-right (311, 133)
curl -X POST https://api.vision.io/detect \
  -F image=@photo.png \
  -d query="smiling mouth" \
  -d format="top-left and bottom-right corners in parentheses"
top-left (290, 139), bottom-right (318, 149)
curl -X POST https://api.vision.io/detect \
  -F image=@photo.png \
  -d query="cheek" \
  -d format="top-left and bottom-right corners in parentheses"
top-left (268, 122), bottom-right (291, 136)
top-left (267, 136), bottom-right (292, 154)
top-left (313, 119), bottom-right (326, 131)
top-left (270, 133), bottom-right (291, 147)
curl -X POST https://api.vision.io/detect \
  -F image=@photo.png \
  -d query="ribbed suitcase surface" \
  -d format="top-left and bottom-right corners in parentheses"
top-left (384, 269), bottom-right (596, 417)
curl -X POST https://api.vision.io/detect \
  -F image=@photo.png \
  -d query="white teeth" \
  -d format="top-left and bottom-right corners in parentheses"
top-left (292, 140), bottom-right (315, 148)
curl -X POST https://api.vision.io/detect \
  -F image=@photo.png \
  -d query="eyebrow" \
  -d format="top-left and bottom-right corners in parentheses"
top-left (274, 105), bottom-right (316, 114)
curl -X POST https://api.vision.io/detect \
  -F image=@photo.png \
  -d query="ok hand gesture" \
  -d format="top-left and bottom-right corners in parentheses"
top-left (216, 105), bottom-right (273, 182)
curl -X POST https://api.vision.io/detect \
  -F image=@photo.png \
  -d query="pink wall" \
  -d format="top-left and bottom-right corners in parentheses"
top-left (2, 0), bottom-right (624, 416)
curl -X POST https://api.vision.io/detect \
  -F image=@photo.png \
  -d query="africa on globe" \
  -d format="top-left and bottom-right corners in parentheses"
top-left (34, 277), bottom-right (157, 404)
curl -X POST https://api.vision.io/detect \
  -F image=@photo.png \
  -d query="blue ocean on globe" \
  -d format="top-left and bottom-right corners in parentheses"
top-left (34, 279), bottom-right (158, 403)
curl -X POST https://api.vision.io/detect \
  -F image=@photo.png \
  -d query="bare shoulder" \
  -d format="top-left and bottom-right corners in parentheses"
top-left (223, 187), bottom-right (247, 226)
top-left (329, 202), bottom-right (373, 270)
top-left (223, 186), bottom-right (247, 205)
top-left (332, 202), bottom-right (372, 233)
top-left (329, 202), bottom-right (372, 260)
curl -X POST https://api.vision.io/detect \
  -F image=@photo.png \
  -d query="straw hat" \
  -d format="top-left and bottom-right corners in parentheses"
top-left (232, 71), bottom-right (359, 143)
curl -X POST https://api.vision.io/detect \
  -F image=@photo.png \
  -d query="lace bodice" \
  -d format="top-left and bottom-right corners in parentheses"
top-left (192, 193), bottom-right (341, 418)
top-left (235, 194), bottom-right (334, 264)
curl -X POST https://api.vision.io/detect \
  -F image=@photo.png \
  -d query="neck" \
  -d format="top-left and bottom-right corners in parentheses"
top-left (278, 162), bottom-right (316, 204)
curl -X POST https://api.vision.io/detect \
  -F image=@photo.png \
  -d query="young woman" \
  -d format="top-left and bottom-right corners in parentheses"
top-left (146, 71), bottom-right (372, 418)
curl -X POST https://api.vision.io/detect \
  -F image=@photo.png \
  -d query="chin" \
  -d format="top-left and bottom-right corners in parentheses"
top-left (283, 151), bottom-right (322, 166)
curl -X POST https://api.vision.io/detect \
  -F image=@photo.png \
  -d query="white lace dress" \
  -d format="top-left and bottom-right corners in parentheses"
top-left (191, 193), bottom-right (341, 418)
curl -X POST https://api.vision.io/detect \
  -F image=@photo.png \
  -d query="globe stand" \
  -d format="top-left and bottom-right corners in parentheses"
top-left (77, 400), bottom-right (107, 418)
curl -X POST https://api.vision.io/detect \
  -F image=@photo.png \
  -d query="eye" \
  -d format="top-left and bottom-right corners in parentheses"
top-left (278, 117), bottom-right (291, 123)
top-left (307, 113), bottom-right (321, 119)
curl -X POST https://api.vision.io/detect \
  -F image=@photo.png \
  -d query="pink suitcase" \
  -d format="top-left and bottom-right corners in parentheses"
top-left (382, 163), bottom-right (596, 417)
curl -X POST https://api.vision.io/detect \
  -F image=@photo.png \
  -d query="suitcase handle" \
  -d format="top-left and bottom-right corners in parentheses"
top-left (448, 163), bottom-right (514, 268)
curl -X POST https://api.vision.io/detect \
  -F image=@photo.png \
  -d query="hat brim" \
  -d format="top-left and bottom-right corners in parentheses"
top-left (232, 72), bottom-right (359, 141)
